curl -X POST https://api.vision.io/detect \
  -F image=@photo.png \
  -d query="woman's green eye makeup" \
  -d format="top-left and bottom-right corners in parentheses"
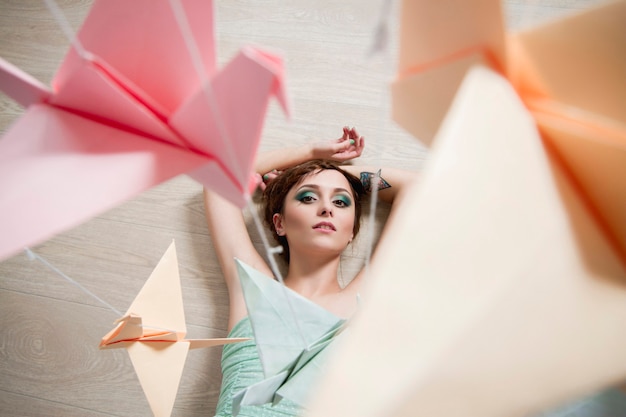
top-left (295, 190), bottom-right (316, 202)
top-left (295, 190), bottom-right (351, 207)
top-left (335, 195), bottom-right (352, 207)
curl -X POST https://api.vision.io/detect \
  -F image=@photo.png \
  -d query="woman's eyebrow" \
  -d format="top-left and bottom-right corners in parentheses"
top-left (297, 184), bottom-right (350, 195)
top-left (295, 184), bottom-right (320, 191)
top-left (333, 187), bottom-right (351, 195)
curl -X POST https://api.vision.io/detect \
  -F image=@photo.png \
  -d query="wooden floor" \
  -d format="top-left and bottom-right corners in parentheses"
top-left (0, 1), bottom-right (622, 416)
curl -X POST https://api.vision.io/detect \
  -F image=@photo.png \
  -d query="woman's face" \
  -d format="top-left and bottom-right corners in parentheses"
top-left (273, 169), bottom-right (356, 258)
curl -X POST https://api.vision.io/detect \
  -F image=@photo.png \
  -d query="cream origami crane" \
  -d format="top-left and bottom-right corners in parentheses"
top-left (0, 0), bottom-right (288, 261)
top-left (306, 1), bottom-right (626, 417)
top-left (100, 241), bottom-right (247, 417)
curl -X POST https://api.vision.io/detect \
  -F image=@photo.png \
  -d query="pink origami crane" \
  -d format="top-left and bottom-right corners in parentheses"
top-left (0, 0), bottom-right (289, 261)
top-left (306, 1), bottom-right (626, 417)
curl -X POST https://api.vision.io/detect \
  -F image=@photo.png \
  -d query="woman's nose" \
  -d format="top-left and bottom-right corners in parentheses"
top-left (319, 204), bottom-right (333, 217)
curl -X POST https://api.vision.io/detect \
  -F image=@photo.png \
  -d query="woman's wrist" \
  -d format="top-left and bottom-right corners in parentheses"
top-left (305, 142), bottom-right (320, 160)
top-left (256, 143), bottom-right (315, 174)
top-left (256, 126), bottom-right (362, 174)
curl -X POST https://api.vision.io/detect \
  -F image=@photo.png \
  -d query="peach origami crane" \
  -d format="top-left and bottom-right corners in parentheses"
top-left (0, 0), bottom-right (288, 261)
top-left (391, 0), bottom-right (625, 257)
top-left (100, 241), bottom-right (247, 417)
top-left (306, 2), bottom-right (626, 417)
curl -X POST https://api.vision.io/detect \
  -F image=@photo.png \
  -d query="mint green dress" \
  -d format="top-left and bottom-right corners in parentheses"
top-left (213, 259), bottom-right (347, 416)
top-left (214, 317), bottom-right (302, 417)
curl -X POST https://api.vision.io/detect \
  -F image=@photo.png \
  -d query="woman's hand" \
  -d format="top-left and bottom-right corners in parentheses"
top-left (312, 126), bottom-right (365, 162)
top-left (256, 126), bottom-right (365, 191)
top-left (257, 169), bottom-right (283, 191)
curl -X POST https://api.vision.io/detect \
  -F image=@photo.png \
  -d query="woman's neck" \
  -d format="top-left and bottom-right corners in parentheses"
top-left (284, 253), bottom-right (341, 297)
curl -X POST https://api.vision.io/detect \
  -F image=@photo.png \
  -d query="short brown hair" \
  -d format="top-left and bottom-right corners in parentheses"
top-left (263, 160), bottom-right (365, 262)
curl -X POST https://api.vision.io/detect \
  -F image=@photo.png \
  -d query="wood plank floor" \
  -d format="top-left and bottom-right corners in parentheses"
top-left (0, 1), bottom-right (622, 416)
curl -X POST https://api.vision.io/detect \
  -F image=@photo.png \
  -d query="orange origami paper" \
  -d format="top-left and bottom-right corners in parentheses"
top-left (0, 0), bottom-right (288, 261)
top-left (391, 0), bottom-right (625, 258)
top-left (100, 241), bottom-right (247, 417)
top-left (306, 2), bottom-right (626, 417)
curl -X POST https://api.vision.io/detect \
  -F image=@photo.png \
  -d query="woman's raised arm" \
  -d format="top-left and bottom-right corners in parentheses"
top-left (203, 189), bottom-right (269, 330)
top-left (256, 126), bottom-right (365, 185)
top-left (204, 126), bottom-right (365, 329)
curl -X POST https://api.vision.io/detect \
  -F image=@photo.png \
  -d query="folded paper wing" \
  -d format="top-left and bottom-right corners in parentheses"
top-left (0, 0), bottom-right (289, 261)
top-left (306, 66), bottom-right (626, 417)
top-left (391, 0), bottom-right (507, 145)
top-left (0, 103), bottom-right (210, 265)
top-left (391, 0), bottom-right (626, 259)
top-left (233, 259), bottom-right (346, 415)
top-left (508, 0), bottom-right (626, 260)
top-left (100, 241), bottom-right (247, 417)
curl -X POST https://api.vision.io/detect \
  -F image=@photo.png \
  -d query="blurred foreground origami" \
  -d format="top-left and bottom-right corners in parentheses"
top-left (307, 1), bottom-right (626, 417)
top-left (0, 0), bottom-right (288, 261)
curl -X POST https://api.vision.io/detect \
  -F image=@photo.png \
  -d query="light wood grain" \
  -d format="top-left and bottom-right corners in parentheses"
top-left (0, 1), bottom-right (621, 416)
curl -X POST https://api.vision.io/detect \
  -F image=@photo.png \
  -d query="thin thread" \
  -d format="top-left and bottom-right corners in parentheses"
top-left (360, 0), bottom-right (395, 281)
top-left (339, 253), bottom-right (346, 289)
top-left (25, 247), bottom-right (179, 334)
top-left (168, 0), bottom-right (244, 181)
top-left (363, 169), bottom-right (382, 268)
top-left (247, 201), bottom-right (285, 284)
top-left (43, 0), bottom-right (89, 58)
top-left (25, 247), bottom-right (123, 317)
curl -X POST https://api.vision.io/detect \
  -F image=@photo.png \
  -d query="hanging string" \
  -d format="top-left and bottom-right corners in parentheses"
top-left (362, 169), bottom-right (382, 269)
top-left (25, 247), bottom-right (123, 317)
top-left (247, 199), bottom-right (286, 284)
top-left (168, 0), bottom-right (244, 182)
top-left (25, 247), bottom-right (181, 334)
top-left (43, 0), bottom-right (89, 59)
top-left (359, 0), bottom-right (396, 280)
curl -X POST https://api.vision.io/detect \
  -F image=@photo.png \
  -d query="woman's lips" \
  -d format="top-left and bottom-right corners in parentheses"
top-left (313, 222), bottom-right (336, 231)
